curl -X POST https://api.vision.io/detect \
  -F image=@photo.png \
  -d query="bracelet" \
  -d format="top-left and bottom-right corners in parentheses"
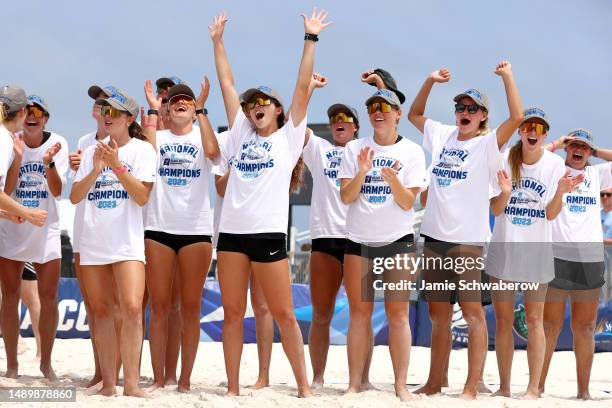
top-left (45, 161), bottom-right (55, 169)
top-left (147, 109), bottom-right (159, 116)
top-left (144, 124), bottom-right (157, 129)
top-left (304, 33), bottom-right (319, 42)
top-left (195, 108), bottom-right (208, 116)
top-left (551, 141), bottom-right (558, 152)
top-left (112, 165), bottom-right (127, 175)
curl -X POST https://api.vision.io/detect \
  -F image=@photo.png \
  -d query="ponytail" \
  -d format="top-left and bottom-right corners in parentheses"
top-left (289, 156), bottom-right (305, 194)
top-left (0, 103), bottom-right (5, 125)
top-left (128, 121), bottom-right (145, 140)
top-left (508, 140), bottom-right (523, 183)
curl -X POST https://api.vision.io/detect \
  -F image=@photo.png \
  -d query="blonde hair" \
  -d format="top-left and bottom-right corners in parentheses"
top-left (0, 103), bottom-right (5, 125)
top-left (508, 140), bottom-right (523, 183)
top-left (476, 116), bottom-right (490, 136)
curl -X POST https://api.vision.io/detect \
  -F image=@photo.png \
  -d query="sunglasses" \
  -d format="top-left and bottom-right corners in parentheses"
top-left (100, 105), bottom-right (126, 118)
top-left (454, 103), bottom-right (482, 114)
top-left (330, 112), bottom-right (354, 124)
top-left (27, 106), bottom-right (45, 118)
top-left (169, 95), bottom-right (195, 106)
top-left (601, 192), bottom-right (612, 198)
top-left (245, 97), bottom-right (272, 111)
top-left (367, 101), bottom-right (394, 114)
top-left (520, 122), bottom-right (547, 136)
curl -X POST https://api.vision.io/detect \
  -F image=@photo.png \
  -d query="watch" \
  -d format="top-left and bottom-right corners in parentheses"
top-left (195, 108), bottom-right (208, 116)
top-left (147, 109), bottom-right (159, 116)
top-left (45, 161), bottom-right (56, 169)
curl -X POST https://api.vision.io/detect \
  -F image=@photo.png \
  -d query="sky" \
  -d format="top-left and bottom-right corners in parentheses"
top-left (4, 0), bottom-right (612, 233)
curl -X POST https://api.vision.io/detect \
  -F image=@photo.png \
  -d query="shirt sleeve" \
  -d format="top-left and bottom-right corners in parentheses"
top-left (53, 136), bottom-right (70, 188)
top-left (597, 162), bottom-right (612, 190)
top-left (74, 145), bottom-right (94, 183)
top-left (546, 158), bottom-right (568, 206)
top-left (211, 131), bottom-right (231, 176)
top-left (0, 135), bottom-right (13, 181)
top-left (402, 144), bottom-right (429, 190)
top-left (338, 141), bottom-right (357, 180)
top-left (284, 113), bottom-right (308, 165)
top-left (132, 143), bottom-right (157, 183)
top-left (423, 119), bottom-right (455, 155)
top-left (301, 132), bottom-right (319, 170)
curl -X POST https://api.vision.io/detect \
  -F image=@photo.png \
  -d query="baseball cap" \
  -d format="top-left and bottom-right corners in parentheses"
top-left (87, 85), bottom-right (119, 100)
top-left (27, 95), bottom-right (50, 116)
top-left (365, 89), bottom-right (401, 108)
top-left (239, 86), bottom-right (284, 108)
top-left (156, 76), bottom-right (184, 89)
top-left (95, 89), bottom-right (139, 118)
top-left (567, 128), bottom-right (595, 149)
top-left (453, 88), bottom-right (489, 111)
top-left (327, 103), bottom-right (359, 125)
top-left (0, 85), bottom-right (28, 114)
top-left (167, 84), bottom-right (196, 103)
top-left (367, 68), bottom-right (406, 104)
top-left (521, 107), bottom-right (550, 130)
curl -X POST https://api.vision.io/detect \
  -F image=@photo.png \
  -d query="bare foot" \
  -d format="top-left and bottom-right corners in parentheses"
top-left (492, 388), bottom-right (512, 398)
top-left (361, 381), bottom-right (377, 391)
top-left (519, 389), bottom-right (539, 400)
top-left (442, 379), bottom-right (449, 388)
top-left (477, 380), bottom-right (492, 393)
top-left (85, 374), bottom-right (102, 388)
top-left (344, 385), bottom-right (361, 395)
top-left (177, 380), bottom-right (190, 393)
top-left (146, 381), bottom-right (165, 392)
top-left (225, 388), bottom-right (239, 397)
top-left (459, 388), bottom-right (477, 400)
top-left (97, 386), bottom-right (116, 397)
top-left (414, 383), bottom-right (442, 395)
top-left (311, 379), bottom-right (324, 389)
top-left (247, 378), bottom-right (269, 390)
top-left (85, 381), bottom-right (104, 396)
top-left (123, 387), bottom-right (151, 398)
top-left (577, 391), bottom-right (592, 400)
top-left (4, 367), bottom-right (18, 379)
top-left (40, 363), bottom-right (58, 382)
top-left (165, 376), bottom-right (177, 386)
top-left (396, 385), bottom-right (416, 401)
top-left (298, 387), bottom-right (314, 398)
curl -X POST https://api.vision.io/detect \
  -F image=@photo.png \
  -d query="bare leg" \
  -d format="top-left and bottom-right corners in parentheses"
top-left (33, 259), bottom-right (61, 381)
top-left (165, 264), bottom-right (182, 386)
top-left (492, 299), bottom-right (514, 397)
top-left (520, 299), bottom-right (546, 400)
top-left (457, 301), bottom-right (487, 400)
top-left (415, 302), bottom-right (452, 395)
top-left (20, 279), bottom-right (42, 359)
top-left (0, 258), bottom-right (24, 378)
top-left (249, 272), bottom-right (273, 389)
top-left (540, 289), bottom-right (565, 395)
top-left (570, 291), bottom-right (599, 400)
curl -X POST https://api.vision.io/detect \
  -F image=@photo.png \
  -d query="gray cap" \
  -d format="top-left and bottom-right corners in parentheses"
top-left (88, 85), bottom-right (120, 100)
top-left (453, 88), bottom-right (489, 111)
top-left (27, 95), bottom-right (50, 116)
top-left (239, 86), bottom-right (284, 108)
top-left (365, 89), bottom-right (401, 108)
top-left (327, 103), bottom-right (359, 125)
top-left (0, 85), bottom-right (28, 114)
top-left (567, 128), bottom-right (595, 149)
top-left (522, 107), bottom-right (550, 130)
top-left (96, 88), bottom-right (139, 118)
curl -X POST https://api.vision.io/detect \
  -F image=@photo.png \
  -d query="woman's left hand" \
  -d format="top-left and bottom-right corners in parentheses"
top-left (301, 8), bottom-right (332, 35)
top-left (98, 139), bottom-right (122, 169)
top-left (557, 170), bottom-right (584, 194)
top-left (43, 142), bottom-right (62, 166)
top-left (195, 76), bottom-right (211, 109)
top-left (381, 161), bottom-right (400, 183)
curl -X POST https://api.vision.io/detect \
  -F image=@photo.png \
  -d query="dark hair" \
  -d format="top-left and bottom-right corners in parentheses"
top-left (274, 100), bottom-right (285, 128)
top-left (289, 156), bottom-right (305, 194)
top-left (128, 121), bottom-right (146, 140)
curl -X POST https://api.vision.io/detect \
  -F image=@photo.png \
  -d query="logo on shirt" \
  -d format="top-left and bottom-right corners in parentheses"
top-left (323, 147), bottom-right (343, 188)
top-left (234, 138), bottom-right (274, 180)
top-left (88, 163), bottom-right (133, 210)
top-left (15, 161), bottom-right (48, 208)
top-left (431, 146), bottom-right (469, 187)
top-left (564, 174), bottom-right (596, 213)
top-left (361, 155), bottom-right (403, 205)
top-left (158, 142), bottom-right (201, 187)
top-left (505, 177), bottom-right (547, 226)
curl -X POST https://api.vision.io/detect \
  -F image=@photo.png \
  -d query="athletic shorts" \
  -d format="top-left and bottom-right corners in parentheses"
top-left (344, 234), bottom-right (415, 260)
top-left (311, 238), bottom-right (346, 264)
top-left (145, 230), bottom-right (211, 253)
top-left (22, 262), bottom-right (37, 281)
top-left (217, 232), bottom-right (287, 263)
top-left (420, 235), bottom-right (490, 304)
top-left (549, 258), bottom-right (605, 291)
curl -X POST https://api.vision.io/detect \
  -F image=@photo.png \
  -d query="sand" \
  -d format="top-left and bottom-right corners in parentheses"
top-left (1, 338), bottom-right (610, 407)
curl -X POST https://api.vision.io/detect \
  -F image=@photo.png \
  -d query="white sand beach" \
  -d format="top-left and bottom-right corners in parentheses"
top-left (1, 338), bottom-right (611, 407)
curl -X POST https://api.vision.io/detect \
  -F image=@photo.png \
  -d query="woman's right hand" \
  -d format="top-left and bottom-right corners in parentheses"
top-left (93, 145), bottom-right (106, 173)
top-left (497, 169), bottom-right (513, 195)
top-left (358, 147), bottom-right (374, 173)
top-left (144, 80), bottom-right (162, 110)
top-left (209, 12), bottom-right (228, 42)
top-left (25, 208), bottom-right (47, 227)
top-left (429, 68), bottom-right (451, 83)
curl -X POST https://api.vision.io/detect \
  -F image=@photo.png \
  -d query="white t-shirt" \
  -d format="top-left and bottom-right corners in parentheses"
top-left (338, 136), bottom-right (428, 244)
top-left (0, 126), bottom-right (15, 190)
top-left (421, 119), bottom-right (503, 244)
top-left (302, 133), bottom-right (348, 239)
top-left (72, 131), bottom-right (103, 253)
top-left (486, 149), bottom-right (566, 283)
top-left (0, 132), bottom-right (69, 263)
top-left (218, 110), bottom-right (306, 235)
top-left (553, 162), bottom-right (612, 262)
top-left (74, 137), bottom-right (157, 265)
top-left (211, 131), bottom-right (231, 247)
top-left (144, 128), bottom-right (214, 235)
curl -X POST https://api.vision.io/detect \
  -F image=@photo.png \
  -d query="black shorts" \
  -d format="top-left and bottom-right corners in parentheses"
top-left (312, 238), bottom-right (346, 264)
top-left (145, 230), bottom-right (211, 253)
top-left (549, 258), bottom-right (605, 291)
top-left (217, 232), bottom-right (287, 263)
top-left (22, 262), bottom-right (37, 281)
top-left (344, 234), bottom-right (415, 260)
top-left (420, 235), bottom-right (490, 304)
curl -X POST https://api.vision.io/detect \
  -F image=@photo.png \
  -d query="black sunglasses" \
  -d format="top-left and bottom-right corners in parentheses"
top-left (601, 192), bottom-right (612, 198)
top-left (455, 103), bottom-right (483, 114)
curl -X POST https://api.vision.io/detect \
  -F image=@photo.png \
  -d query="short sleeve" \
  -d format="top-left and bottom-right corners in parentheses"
top-left (338, 142), bottom-right (357, 180)
top-left (74, 145), bottom-right (94, 183)
top-left (545, 158), bottom-right (568, 205)
top-left (284, 113), bottom-right (307, 164)
top-left (301, 132), bottom-right (320, 170)
top-left (597, 162), bottom-right (612, 190)
top-left (211, 131), bottom-right (231, 176)
top-left (132, 143), bottom-right (157, 183)
top-left (402, 145), bottom-right (428, 190)
top-left (0, 134), bottom-right (13, 181)
top-left (54, 136), bottom-right (70, 188)
top-left (423, 119), bottom-right (455, 155)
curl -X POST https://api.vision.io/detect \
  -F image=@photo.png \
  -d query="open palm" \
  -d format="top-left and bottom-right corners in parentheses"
top-left (301, 8), bottom-right (332, 35)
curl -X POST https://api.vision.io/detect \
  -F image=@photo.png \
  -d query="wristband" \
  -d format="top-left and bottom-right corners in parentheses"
top-left (593, 148), bottom-right (598, 158)
top-left (147, 109), bottom-right (159, 116)
top-left (45, 161), bottom-right (55, 169)
top-left (195, 108), bottom-right (208, 116)
top-left (112, 165), bottom-right (127, 175)
top-left (144, 124), bottom-right (157, 129)
top-left (304, 33), bottom-right (319, 42)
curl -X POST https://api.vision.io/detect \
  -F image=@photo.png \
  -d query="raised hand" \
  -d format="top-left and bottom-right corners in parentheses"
top-left (144, 80), bottom-right (162, 110)
top-left (381, 161), bottom-right (400, 184)
top-left (209, 12), bottom-right (228, 42)
top-left (557, 170), bottom-right (584, 194)
top-left (358, 147), bottom-right (375, 173)
top-left (99, 139), bottom-right (122, 169)
top-left (494, 60), bottom-right (513, 77)
top-left (309, 72), bottom-right (327, 91)
top-left (497, 169), bottom-right (512, 195)
top-left (93, 144), bottom-right (106, 172)
top-left (429, 68), bottom-right (451, 83)
top-left (361, 69), bottom-right (384, 88)
top-left (43, 142), bottom-right (62, 166)
top-left (196, 76), bottom-right (211, 109)
top-left (25, 208), bottom-right (47, 227)
top-left (301, 8), bottom-right (332, 35)
top-left (69, 149), bottom-right (83, 172)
